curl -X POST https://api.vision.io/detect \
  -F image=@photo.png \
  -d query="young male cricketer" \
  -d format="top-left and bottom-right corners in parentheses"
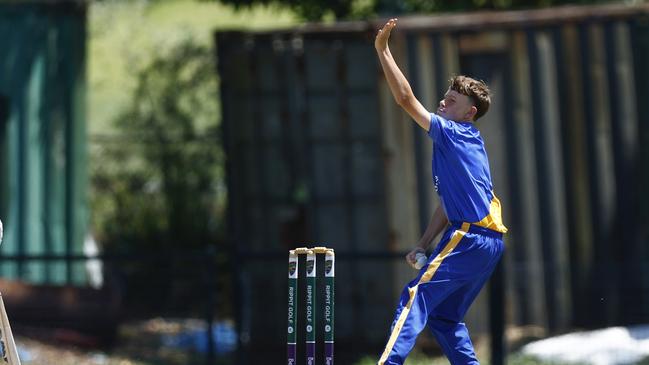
top-left (374, 18), bottom-right (508, 364)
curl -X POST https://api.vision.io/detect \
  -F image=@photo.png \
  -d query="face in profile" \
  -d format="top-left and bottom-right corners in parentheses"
top-left (436, 89), bottom-right (477, 122)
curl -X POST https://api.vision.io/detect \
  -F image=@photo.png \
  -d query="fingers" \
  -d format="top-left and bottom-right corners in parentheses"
top-left (406, 255), bottom-right (417, 269)
top-left (405, 246), bottom-right (423, 265)
top-left (406, 252), bottom-right (415, 265)
top-left (375, 18), bottom-right (397, 50)
top-left (379, 18), bottom-right (397, 35)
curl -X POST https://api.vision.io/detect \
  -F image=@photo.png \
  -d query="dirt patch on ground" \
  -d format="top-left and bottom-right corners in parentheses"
top-left (15, 318), bottom-right (234, 365)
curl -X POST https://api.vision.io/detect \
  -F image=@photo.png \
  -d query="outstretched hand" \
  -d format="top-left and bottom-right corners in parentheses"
top-left (375, 18), bottom-right (397, 51)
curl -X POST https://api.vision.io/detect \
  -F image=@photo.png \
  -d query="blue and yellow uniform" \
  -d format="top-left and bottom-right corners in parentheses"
top-left (379, 113), bottom-right (507, 365)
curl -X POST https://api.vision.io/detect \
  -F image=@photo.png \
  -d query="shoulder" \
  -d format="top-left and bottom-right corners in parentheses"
top-left (427, 113), bottom-right (454, 142)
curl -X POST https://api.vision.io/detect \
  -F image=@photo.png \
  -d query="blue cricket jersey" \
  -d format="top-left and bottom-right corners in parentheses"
top-left (379, 112), bottom-right (507, 364)
top-left (427, 113), bottom-right (507, 233)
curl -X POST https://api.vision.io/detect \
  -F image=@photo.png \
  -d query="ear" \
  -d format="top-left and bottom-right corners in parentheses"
top-left (466, 106), bottom-right (478, 121)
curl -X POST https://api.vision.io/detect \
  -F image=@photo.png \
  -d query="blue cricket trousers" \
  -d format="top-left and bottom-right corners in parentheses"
top-left (378, 222), bottom-right (504, 365)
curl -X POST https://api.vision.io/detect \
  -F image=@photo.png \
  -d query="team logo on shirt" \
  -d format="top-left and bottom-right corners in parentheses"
top-left (434, 175), bottom-right (440, 192)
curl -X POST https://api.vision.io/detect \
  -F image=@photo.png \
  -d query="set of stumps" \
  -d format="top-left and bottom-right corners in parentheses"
top-left (287, 247), bottom-right (335, 365)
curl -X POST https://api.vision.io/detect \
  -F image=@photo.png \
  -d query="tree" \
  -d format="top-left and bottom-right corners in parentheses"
top-left (92, 39), bottom-right (223, 250)
top-left (216, 0), bottom-right (614, 21)
top-left (90, 38), bottom-right (225, 313)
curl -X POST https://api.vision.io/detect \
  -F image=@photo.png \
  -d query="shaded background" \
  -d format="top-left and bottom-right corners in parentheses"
top-left (0, 0), bottom-right (648, 364)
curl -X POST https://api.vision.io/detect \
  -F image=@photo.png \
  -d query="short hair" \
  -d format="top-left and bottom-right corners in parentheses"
top-left (449, 75), bottom-right (491, 120)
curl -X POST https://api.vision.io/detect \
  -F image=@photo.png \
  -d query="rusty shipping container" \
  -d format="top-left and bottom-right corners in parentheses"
top-left (216, 3), bottom-right (649, 362)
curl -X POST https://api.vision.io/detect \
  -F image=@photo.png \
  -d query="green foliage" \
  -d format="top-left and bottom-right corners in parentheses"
top-left (91, 39), bottom-right (223, 251)
top-left (88, 0), bottom-right (298, 138)
top-left (215, 0), bottom-right (618, 21)
top-left (88, 1), bottom-right (298, 251)
top-left (219, 0), bottom-right (356, 20)
top-left (88, 0), bottom-right (298, 315)
top-left (90, 37), bottom-right (224, 314)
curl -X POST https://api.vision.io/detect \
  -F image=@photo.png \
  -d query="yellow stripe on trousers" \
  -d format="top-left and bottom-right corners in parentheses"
top-left (378, 223), bottom-right (471, 364)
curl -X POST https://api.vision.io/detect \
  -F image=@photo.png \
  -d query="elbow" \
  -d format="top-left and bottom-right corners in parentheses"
top-left (395, 92), bottom-right (413, 107)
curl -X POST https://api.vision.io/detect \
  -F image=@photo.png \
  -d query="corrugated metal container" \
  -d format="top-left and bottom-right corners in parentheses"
top-left (217, 3), bottom-right (649, 361)
top-left (0, 1), bottom-right (87, 285)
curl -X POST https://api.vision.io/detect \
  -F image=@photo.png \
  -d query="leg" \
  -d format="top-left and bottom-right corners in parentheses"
top-left (427, 235), bottom-right (504, 364)
top-left (379, 228), bottom-right (469, 365)
top-left (379, 278), bottom-right (457, 365)
top-left (429, 318), bottom-right (478, 365)
top-left (427, 281), bottom-right (486, 365)
top-left (379, 227), bottom-right (502, 365)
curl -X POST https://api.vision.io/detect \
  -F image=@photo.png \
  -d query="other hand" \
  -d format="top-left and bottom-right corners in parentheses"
top-left (405, 246), bottom-right (425, 269)
top-left (375, 18), bottom-right (397, 51)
